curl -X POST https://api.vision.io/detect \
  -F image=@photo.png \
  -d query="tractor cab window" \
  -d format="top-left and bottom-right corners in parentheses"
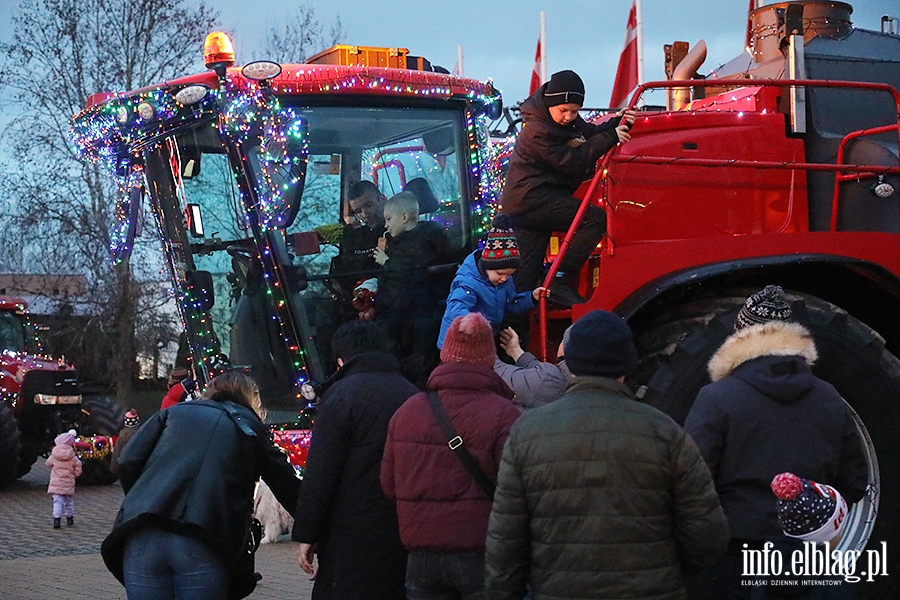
top-left (278, 105), bottom-right (468, 383)
top-left (147, 104), bottom-right (471, 403)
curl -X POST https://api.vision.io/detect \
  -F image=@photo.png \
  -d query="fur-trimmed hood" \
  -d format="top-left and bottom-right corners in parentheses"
top-left (708, 321), bottom-right (819, 404)
top-left (709, 321), bottom-right (817, 381)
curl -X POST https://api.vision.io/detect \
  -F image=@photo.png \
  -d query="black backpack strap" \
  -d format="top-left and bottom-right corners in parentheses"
top-left (426, 391), bottom-right (495, 500)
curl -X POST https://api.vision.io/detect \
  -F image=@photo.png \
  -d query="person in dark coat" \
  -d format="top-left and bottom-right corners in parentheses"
top-left (382, 312), bottom-right (522, 600)
top-left (292, 320), bottom-right (418, 600)
top-left (330, 180), bottom-right (387, 294)
top-left (110, 409), bottom-right (140, 474)
top-left (485, 310), bottom-right (729, 600)
top-left (684, 285), bottom-right (868, 599)
top-left (101, 371), bottom-right (300, 600)
top-left (374, 191), bottom-right (451, 386)
top-left (501, 70), bottom-right (635, 306)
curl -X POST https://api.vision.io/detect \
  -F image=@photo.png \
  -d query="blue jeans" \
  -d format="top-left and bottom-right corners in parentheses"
top-left (406, 551), bottom-right (485, 600)
top-left (122, 526), bottom-right (229, 600)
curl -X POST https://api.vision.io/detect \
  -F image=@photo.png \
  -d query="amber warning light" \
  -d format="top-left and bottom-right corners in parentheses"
top-left (204, 32), bottom-right (235, 71)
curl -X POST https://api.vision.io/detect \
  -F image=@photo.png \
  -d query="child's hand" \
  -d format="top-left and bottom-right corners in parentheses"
top-left (617, 108), bottom-right (637, 127)
top-left (373, 248), bottom-right (389, 266)
top-left (499, 327), bottom-right (525, 362)
top-left (615, 124), bottom-right (632, 144)
top-left (532, 286), bottom-right (549, 301)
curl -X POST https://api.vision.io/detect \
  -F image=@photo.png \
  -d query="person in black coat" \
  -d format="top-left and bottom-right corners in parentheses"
top-left (684, 285), bottom-right (868, 599)
top-left (101, 371), bottom-right (300, 600)
top-left (501, 70), bottom-right (634, 306)
top-left (293, 319), bottom-right (418, 600)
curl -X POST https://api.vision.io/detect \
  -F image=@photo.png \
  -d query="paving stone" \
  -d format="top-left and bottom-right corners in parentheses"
top-left (0, 462), bottom-right (313, 599)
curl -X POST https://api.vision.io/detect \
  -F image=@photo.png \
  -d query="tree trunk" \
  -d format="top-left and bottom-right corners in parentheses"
top-left (113, 260), bottom-right (136, 401)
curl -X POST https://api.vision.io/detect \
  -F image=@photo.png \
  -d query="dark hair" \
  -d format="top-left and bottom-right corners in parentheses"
top-left (348, 180), bottom-right (381, 202)
top-left (202, 371), bottom-right (265, 419)
top-left (331, 320), bottom-right (389, 363)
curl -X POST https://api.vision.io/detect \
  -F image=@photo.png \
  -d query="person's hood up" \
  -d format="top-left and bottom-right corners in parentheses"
top-left (708, 321), bottom-right (819, 403)
top-left (51, 444), bottom-right (77, 462)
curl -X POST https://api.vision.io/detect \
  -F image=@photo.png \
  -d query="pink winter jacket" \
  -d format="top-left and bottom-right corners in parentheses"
top-left (46, 444), bottom-right (82, 495)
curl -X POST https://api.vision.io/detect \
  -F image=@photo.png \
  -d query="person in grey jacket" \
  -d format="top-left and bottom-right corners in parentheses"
top-left (485, 310), bottom-right (729, 600)
top-left (493, 326), bottom-right (569, 411)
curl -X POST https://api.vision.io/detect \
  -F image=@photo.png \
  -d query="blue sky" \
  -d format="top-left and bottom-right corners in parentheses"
top-left (0, 0), bottom-right (892, 107)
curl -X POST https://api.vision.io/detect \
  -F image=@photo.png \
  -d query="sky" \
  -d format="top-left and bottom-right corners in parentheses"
top-left (0, 0), bottom-right (892, 109)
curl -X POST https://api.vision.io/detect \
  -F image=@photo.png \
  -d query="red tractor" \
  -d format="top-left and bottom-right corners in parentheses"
top-left (70, 1), bottom-right (899, 594)
top-left (0, 296), bottom-right (123, 488)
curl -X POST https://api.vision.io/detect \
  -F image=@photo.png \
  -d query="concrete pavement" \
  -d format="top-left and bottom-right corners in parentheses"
top-left (0, 462), bottom-right (313, 599)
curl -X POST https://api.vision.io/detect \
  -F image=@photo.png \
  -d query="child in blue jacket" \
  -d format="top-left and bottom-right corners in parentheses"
top-left (438, 215), bottom-right (546, 349)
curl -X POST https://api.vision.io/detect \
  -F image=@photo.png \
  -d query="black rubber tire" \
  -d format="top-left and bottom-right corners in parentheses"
top-left (14, 442), bottom-right (40, 479)
top-left (627, 290), bottom-right (900, 599)
top-left (0, 402), bottom-right (21, 489)
top-left (77, 395), bottom-right (124, 486)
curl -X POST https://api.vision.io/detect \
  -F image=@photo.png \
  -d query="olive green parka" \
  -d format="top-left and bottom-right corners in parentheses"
top-left (485, 376), bottom-right (729, 600)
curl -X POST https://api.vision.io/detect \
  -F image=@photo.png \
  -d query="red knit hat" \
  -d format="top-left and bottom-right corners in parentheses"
top-left (440, 313), bottom-right (496, 367)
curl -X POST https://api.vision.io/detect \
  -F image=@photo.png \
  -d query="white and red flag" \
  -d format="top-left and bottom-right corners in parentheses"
top-left (609, 0), bottom-right (642, 108)
top-left (529, 38), bottom-right (542, 95)
top-left (529, 11), bottom-right (547, 96)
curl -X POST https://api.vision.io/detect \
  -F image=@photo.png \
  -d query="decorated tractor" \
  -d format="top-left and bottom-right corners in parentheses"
top-left (69, 34), bottom-right (503, 474)
top-left (69, 2), bottom-right (900, 595)
top-left (0, 296), bottom-right (123, 489)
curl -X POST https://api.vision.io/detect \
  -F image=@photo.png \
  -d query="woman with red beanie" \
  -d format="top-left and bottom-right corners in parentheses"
top-left (382, 312), bottom-right (521, 600)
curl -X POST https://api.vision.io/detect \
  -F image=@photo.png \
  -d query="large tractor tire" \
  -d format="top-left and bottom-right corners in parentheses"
top-left (78, 395), bottom-right (124, 486)
top-left (627, 290), bottom-right (900, 599)
top-left (15, 441), bottom-right (40, 479)
top-left (0, 402), bottom-right (21, 489)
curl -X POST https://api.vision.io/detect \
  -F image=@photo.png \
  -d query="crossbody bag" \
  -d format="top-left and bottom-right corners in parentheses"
top-left (426, 391), bottom-right (495, 499)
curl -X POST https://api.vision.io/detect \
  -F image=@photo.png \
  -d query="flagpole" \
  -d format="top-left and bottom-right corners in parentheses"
top-left (457, 45), bottom-right (464, 77)
top-left (635, 0), bottom-right (644, 87)
top-left (539, 11), bottom-right (547, 84)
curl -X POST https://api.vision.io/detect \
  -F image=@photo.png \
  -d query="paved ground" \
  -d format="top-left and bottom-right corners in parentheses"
top-left (0, 462), bottom-right (313, 599)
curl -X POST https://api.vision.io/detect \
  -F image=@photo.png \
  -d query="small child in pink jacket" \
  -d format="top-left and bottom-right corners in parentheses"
top-left (46, 429), bottom-right (82, 528)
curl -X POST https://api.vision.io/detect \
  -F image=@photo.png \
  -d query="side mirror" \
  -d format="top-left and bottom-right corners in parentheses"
top-left (485, 94), bottom-right (503, 120)
top-left (186, 203), bottom-right (204, 237)
top-left (184, 270), bottom-right (215, 311)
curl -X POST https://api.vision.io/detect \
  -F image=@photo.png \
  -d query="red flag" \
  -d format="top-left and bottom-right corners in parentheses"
top-left (609, 0), bottom-right (639, 108)
top-left (529, 37), bottom-right (542, 95)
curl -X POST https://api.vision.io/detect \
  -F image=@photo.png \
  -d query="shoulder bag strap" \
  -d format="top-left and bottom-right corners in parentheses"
top-left (426, 391), bottom-right (495, 499)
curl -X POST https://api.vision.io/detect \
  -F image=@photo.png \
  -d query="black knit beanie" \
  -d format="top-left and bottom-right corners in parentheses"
top-left (564, 310), bottom-right (637, 377)
top-left (544, 70), bottom-right (585, 107)
top-left (735, 285), bottom-right (793, 331)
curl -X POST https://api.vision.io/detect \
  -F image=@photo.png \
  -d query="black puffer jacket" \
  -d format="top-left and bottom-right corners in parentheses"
top-left (101, 397), bottom-right (300, 599)
top-left (500, 85), bottom-right (621, 216)
top-left (485, 376), bottom-right (729, 600)
top-left (292, 351), bottom-right (417, 600)
top-left (684, 321), bottom-right (868, 541)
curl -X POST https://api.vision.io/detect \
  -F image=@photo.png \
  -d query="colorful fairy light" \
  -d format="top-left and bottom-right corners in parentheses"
top-left (70, 59), bottom-right (503, 395)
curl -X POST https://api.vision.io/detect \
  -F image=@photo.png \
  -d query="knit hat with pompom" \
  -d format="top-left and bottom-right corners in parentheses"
top-left (736, 285), bottom-right (793, 331)
top-left (440, 312), bottom-right (496, 368)
top-left (771, 472), bottom-right (848, 543)
top-left (54, 429), bottom-right (77, 447)
top-left (481, 214), bottom-right (520, 271)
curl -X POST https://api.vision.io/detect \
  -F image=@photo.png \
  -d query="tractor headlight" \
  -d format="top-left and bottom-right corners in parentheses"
top-left (33, 394), bottom-right (82, 405)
